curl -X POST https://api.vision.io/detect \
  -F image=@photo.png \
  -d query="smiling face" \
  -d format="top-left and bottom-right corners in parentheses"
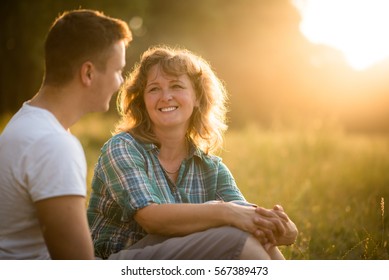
top-left (144, 64), bottom-right (199, 132)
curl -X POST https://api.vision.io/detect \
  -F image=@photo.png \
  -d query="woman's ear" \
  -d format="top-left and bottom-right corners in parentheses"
top-left (80, 61), bottom-right (94, 86)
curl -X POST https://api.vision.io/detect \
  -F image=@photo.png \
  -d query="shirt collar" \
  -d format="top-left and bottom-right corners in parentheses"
top-left (142, 141), bottom-right (203, 159)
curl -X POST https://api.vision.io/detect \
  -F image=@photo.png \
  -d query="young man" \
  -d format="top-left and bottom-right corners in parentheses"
top-left (0, 9), bottom-right (132, 259)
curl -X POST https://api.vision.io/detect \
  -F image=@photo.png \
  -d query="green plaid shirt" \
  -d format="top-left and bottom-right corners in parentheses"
top-left (87, 132), bottom-right (245, 259)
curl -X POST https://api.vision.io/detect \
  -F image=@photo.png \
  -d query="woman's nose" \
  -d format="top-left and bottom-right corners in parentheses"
top-left (161, 89), bottom-right (173, 101)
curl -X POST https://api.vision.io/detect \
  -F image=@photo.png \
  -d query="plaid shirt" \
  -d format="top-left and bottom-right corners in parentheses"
top-left (87, 132), bottom-right (245, 259)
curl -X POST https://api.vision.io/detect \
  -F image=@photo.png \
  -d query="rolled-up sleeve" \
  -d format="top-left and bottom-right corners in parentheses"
top-left (214, 160), bottom-right (246, 202)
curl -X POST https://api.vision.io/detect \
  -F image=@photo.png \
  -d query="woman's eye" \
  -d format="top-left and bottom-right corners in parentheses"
top-left (148, 87), bottom-right (159, 92)
top-left (172, 84), bottom-right (184, 89)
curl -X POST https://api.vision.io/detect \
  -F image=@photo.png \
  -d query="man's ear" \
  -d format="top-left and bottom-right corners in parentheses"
top-left (80, 61), bottom-right (94, 86)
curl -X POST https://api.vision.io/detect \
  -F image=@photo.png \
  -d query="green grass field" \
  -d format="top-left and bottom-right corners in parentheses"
top-left (2, 113), bottom-right (389, 259)
top-left (223, 123), bottom-right (389, 260)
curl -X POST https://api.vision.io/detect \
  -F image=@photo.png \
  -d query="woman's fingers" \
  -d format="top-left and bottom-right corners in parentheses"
top-left (254, 209), bottom-right (287, 236)
top-left (253, 215), bottom-right (276, 231)
top-left (273, 204), bottom-right (283, 211)
top-left (253, 229), bottom-right (275, 245)
top-left (256, 205), bottom-right (289, 222)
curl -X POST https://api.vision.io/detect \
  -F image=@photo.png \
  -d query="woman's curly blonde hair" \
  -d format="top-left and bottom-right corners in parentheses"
top-left (115, 45), bottom-right (228, 155)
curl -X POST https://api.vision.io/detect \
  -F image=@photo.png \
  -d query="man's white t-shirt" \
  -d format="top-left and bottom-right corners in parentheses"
top-left (0, 103), bottom-right (87, 259)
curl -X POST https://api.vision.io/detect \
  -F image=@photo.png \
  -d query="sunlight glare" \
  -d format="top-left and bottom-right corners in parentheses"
top-left (292, 0), bottom-right (389, 70)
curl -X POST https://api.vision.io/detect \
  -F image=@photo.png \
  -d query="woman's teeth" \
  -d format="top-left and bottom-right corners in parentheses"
top-left (159, 106), bottom-right (177, 112)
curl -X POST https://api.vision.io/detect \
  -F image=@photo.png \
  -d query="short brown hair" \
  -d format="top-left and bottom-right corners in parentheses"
top-left (43, 9), bottom-right (132, 86)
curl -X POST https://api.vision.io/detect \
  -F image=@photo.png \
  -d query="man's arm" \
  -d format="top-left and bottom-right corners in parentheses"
top-left (35, 195), bottom-right (94, 259)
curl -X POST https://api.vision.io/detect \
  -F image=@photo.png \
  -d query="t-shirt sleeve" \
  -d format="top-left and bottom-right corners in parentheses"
top-left (25, 133), bottom-right (87, 202)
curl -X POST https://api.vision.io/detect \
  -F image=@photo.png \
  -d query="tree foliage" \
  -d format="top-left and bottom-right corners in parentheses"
top-left (2, 0), bottom-right (389, 132)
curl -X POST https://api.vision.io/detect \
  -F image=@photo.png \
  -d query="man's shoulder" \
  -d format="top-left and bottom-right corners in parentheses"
top-left (1, 103), bottom-right (67, 142)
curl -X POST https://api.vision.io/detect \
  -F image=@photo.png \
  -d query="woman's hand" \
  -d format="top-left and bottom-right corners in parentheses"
top-left (271, 205), bottom-right (298, 246)
top-left (253, 205), bottom-right (298, 247)
top-left (226, 202), bottom-right (281, 246)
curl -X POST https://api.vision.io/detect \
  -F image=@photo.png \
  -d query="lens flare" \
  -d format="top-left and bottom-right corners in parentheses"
top-left (292, 0), bottom-right (389, 70)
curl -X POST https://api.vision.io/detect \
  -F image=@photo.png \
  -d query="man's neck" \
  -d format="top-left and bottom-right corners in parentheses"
top-left (29, 85), bottom-right (84, 130)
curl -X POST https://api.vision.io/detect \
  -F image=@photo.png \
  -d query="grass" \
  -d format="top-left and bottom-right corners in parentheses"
top-left (222, 122), bottom-right (389, 259)
top-left (2, 113), bottom-right (388, 259)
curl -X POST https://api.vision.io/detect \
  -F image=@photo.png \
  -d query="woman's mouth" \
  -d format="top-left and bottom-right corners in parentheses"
top-left (159, 106), bottom-right (178, 112)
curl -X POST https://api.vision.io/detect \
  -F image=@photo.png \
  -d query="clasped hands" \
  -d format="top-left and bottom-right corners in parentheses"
top-left (252, 205), bottom-right (298, 250)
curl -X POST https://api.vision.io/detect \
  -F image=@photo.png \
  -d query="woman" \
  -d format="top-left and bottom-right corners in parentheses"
top-left (87, 45), bottom-right (298, 259)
